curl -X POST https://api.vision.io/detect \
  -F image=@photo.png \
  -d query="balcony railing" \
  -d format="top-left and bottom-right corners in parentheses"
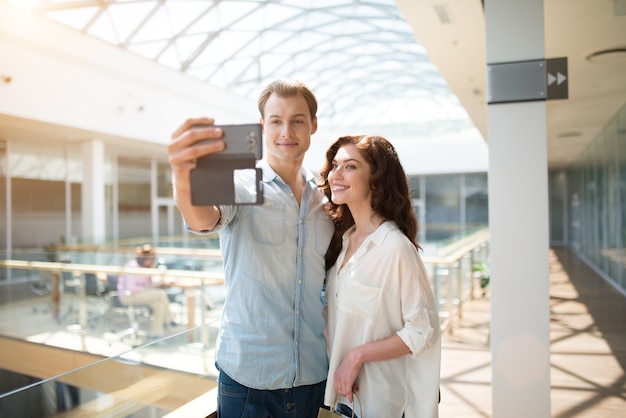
top-left (0, 229), bottom-right (489, 417)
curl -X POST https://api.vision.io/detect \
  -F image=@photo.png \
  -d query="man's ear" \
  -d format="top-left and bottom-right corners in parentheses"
top-left (311, 116), bottom-right (318, 135)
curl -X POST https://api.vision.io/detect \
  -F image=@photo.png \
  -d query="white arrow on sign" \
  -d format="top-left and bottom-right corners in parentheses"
top-left (548, 72), bottom-right (567, 86)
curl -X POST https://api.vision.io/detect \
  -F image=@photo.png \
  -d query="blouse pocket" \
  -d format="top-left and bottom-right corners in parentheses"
top-left (337, 279), bottom-right (382, 323)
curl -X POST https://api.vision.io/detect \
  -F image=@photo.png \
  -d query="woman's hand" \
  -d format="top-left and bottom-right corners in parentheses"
top-left (333, 348), bottom-right (363, 403)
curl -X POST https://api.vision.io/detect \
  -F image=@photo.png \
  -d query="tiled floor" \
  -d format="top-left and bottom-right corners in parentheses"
top-left (438, 247), bottom-right (626, 418)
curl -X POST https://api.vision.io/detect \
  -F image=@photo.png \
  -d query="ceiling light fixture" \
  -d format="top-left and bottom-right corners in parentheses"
top-left (585, 48), bottom-right (626, 64)
top-left (433, 4), bottom-right (453, 24)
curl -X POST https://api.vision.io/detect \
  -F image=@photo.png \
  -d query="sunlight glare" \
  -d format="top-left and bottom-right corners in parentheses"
top-left (9, 0), bottom-right (40, 10)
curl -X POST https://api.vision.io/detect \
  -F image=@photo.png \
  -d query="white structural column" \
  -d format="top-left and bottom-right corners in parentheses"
top-left (81, 140), bottom-right (106, 245)
top-left (485, 1), bottom-right (552, 417)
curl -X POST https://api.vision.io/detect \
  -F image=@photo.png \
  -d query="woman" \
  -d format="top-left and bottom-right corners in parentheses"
top-left (117, 244), bottom-right (177, 338)
top-left (319, 135), bottom-right (441, 418)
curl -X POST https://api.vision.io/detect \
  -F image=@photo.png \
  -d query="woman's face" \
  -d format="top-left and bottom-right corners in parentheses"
top-left (327, 144), bottom-right (372, 207)
top-left (138, 255), bottom-right (155, 268)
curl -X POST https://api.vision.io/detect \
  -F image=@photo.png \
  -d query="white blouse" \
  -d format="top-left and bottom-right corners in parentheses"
top-left (324, 221), bottom-right (441, 418)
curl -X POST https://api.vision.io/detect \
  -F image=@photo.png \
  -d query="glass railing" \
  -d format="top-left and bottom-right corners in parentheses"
top-left (0, 230), bottom-right (489, 416)
top-left (0, 326), bottom-right (219, 417)
top-left (421, 228), bottom-right (490, 327)
top-left (0, 250), bottom-right (224, 356)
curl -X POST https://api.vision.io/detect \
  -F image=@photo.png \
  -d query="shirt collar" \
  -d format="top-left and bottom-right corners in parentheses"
top-left (258, 159), bottom-right (317, 185)
top-left (342, 220), bottom-right (398, 247)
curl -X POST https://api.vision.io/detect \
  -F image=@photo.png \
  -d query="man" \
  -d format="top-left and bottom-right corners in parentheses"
top-left (117, 244), bottom-right (177, 339)
top-left (168, 79), bottom-right (334, 418)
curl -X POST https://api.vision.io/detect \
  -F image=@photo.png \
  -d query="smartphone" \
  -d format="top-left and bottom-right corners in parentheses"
top-left (189, 123), bottom-right (264, 206)
top-left (193, 123), bottom-right (262, 161)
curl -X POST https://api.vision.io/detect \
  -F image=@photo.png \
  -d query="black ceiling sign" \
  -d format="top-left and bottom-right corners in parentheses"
top-left (546, 57), bottom-right (568, 100)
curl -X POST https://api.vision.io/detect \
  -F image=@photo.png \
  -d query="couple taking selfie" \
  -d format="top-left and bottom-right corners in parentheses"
top-left (168, 79), bottom-right (441, 418)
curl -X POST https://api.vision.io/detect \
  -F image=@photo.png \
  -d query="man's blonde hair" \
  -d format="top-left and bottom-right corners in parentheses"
top-left (257, 79), bottom-right (318, 120)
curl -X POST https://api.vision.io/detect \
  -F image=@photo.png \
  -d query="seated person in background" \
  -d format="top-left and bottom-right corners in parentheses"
top-left (117, 244), bottom-right (177, 338)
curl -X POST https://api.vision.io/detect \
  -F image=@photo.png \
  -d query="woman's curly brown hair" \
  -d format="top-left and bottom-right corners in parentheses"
top-left (318, 135), bottom-right (420, 270)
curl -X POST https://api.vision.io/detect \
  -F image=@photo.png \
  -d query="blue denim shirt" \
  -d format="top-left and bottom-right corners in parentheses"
top-left (199, 161), bottom-right (333, 390)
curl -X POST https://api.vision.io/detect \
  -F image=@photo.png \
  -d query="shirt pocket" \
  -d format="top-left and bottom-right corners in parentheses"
top-left (337, 279), bottom-right (382, 323)
top-left (314, 215), bottom-right (334, 257)
top-left (250, 200), bottom-right (286, 245)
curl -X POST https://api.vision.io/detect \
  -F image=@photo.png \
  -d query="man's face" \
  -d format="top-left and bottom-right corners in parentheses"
top-left (260, 93), bottom-right (317, 165)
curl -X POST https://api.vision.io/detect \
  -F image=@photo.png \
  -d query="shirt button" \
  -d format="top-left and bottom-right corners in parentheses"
top-left (296, 310), bottom-right (300, 315)
top-left (298, 280), bottom-right (302, 285)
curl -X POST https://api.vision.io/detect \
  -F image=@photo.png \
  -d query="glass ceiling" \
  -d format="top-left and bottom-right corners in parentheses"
top-left (17, 0), bottom-right (471, 135)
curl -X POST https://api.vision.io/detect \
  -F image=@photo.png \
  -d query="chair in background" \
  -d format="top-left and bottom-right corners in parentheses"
top-left (29, 274), bottom-right (52, 315)
top-left (103, 275), bottom-right (151, 346)
top-left (83, 273), bottom-right (110, 329)
top-left (59, 271), bottom-right (81, 323)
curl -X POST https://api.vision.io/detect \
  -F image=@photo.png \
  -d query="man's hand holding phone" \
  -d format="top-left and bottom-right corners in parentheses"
top-left (168, 118), bottom-right (263, 208)
top-left (168, 117), bottom-right (225, 176)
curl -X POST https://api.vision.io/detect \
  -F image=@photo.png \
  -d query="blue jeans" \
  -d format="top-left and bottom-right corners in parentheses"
top-left (217, 368), bottom-right (326, 418)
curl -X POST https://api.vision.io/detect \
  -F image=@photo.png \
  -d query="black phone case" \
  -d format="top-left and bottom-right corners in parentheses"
top-left (189, 123), bottom-right (263, 206)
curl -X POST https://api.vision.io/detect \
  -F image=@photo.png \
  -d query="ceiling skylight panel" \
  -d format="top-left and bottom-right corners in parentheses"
top-left (127, 40), bottom-right (170, 61)
top-left (25, 0), bottom-right (469, 133)
top-left (269, 31), bottom-right (332, 56)
top-left (174, 33), bottom-right (212, 64)
top-left (44, 6), bottom-right (99, 31)
top-left (354, 29), bottom-right (413, 46)
top-left (45, 0), bottom-right (94, 4)
top-left (312, 0), bottom-right (355, 8)
top-left (279, 9), bottom-right (336, 31)
top-left (186, 66), bottom-right (217, 84)
top-left (185, 35), bottom-right (224, 68)
top-left (106, 2), bottom-right (157, 43)
top-left (339, 40), bottom-right (391, 56)
top-left (216, 30), bottom-right (260, 62)
top-left (314, 17), bottom-right (373, 36)
top-left (256, 30), bottom-right (293, 55)
top-left (377, 21), bottom-right (413, 37)
top-left (290, 52), bottom-right (326, 73)
top-left (227, 79), bottom-right (261, 98)
top-left (163, 1), bottom-right (214, 35)
top-left (156, 42), bottom-right (183, 70)
top-left (130, 7), bottom-right (173, 43)
top-left (232, 59), bottom-right (265, 86)
top-left (319, 33), bottom-right (363, 50)
top-left (400, 41), bottom-right (428, 56)
top-left (214, 1), bottom-right (261, 30)
top-left (86, 11), bottom-right (118, 44)
top-left (183, 7), bottom-right (221, 35)
top-left (258, 52), bottom-right (297, 78)
top-left (327, 3), bottom-right (394, 19)
top-left (365, 0), bottom-right (398, 6)
top-left (250, 2), bottom-right (305, 30)
top-left (206, 66), bottom-right (235, 89)
top-left (220, 56), bottom-right (258, 85)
